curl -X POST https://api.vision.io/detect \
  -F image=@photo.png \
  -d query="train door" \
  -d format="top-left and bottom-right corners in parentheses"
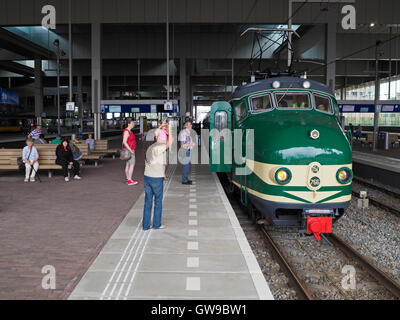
top-left (209, 102), bottom-right (232, 172)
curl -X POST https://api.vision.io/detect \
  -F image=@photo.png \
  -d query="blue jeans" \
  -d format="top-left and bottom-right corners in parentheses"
top-left (143, 175), bottom-right (164, 230)
top-left (182, 149), bottom-right (191, 183)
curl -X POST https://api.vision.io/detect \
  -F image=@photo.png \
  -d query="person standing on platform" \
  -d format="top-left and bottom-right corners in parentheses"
top-left (123, 120), bottom-right (138, 186)
top-left (142, 124), bottom-right (173, 230)
top-left (179, 120), bottom-right (195, 185)
top-left (56, 138), bottom-right (82, 182)
top-left (158, 119), bottom-right (169, 179)
top-left (22, 137), bottom-right (39, 182)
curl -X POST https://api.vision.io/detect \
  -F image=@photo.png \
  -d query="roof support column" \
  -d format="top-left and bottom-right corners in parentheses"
top-left (325, 8), bottom-right (336, 93)
top-left (91, 22), bottom-right (102, 140)
top-left (179, 57), bottom-right (187, 119)
top-left (77, 75), bottom-right (83, 134)
top-left (34, 58), bottom-right (43, 125)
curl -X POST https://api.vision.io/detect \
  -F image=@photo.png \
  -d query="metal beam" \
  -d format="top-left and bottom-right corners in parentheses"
top-left (0, 28), bottom-right (54, 60)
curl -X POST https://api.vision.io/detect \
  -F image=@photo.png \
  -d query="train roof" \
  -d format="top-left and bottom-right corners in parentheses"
top-left (231, 77), bottom-right (333, 99)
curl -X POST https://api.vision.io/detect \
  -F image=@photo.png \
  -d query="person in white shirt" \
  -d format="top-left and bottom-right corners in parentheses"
top-left (22, 137), bottom-right (39, 182)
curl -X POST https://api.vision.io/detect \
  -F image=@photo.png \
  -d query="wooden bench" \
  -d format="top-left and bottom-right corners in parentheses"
top-left (0, 149), bottom-right (20, 170)
top-left (361, 134), bottom-right (374, 147)
top-left (389, 134), bottom-right (399, 148)
top-left (37, 143), bottom-right (103, 167)
top-left (72, 141), bottom-right (103, 166)
top-left (91, 140), bottom-right (119, 159)
top-left (0, 147), bottom-right (72, 178)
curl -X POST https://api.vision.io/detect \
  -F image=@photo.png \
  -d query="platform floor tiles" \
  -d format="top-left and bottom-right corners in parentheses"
top-left (69, 165), bottom-right (273, 300)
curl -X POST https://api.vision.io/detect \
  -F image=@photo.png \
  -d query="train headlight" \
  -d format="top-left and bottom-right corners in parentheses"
top-left (272, 81), bottom-right (281, 89)
top-left (275, 168), bottom-right (292, 185)
top-left (336, 168), bottom-right (353, 184)
top-left (303, 81), bottom-right (311, 89)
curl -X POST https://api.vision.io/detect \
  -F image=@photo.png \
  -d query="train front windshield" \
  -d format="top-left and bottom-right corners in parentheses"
top-left (275, 93), bottom-right (311, 109)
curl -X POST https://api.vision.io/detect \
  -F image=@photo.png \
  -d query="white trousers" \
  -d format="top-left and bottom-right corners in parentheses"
top-left (25, 162), bottom-right (39, 179)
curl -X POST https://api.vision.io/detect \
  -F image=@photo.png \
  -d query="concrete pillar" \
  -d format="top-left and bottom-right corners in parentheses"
top-left (325, 8), bottom-right (336, 93)
top-left (77, 76), bottom-right (83, 133)
top-left (179, 58), bottom-right (187, 119)
top-left (92, 22), bottom-right (102, 139)
top-left (34, 58), bottom-right (43, 125)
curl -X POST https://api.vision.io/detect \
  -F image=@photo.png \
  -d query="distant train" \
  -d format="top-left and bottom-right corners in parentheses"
top-left (0, 117), bottom-right (33, 134)
top-left (209, 77), bottom-right (353, 241)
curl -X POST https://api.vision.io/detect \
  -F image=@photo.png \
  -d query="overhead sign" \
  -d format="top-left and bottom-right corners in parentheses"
top-left (109, 105), bottom-right (121, 113)
top-left (0, 88), bottom-right (19, 105)
top-left (164, 101), bottom-right (173, 111)
top-left (66, 101), bottom-right (75, 111)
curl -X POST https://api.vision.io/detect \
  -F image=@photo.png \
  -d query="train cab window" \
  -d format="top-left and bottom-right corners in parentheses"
top-left (250, 94), bottom-right (273, 113)
top-left (235, 102), bottom-right (247, 121)
top-left (314, 94), bottom-right (333, 114)
top-left (275, 93), bottom-right (311, 110)
top-left (214, 111), bottom-right (228, 131)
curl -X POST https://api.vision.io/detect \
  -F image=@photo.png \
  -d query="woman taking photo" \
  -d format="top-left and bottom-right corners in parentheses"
top-left (122, 120), bottom-right (138, 186)
top-left (56, 138), bottom-right (82, 182)
top-left (22, 136), bottom-right (39, 182)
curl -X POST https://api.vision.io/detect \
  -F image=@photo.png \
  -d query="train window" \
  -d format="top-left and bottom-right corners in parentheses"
top-left (235, 102), bottom-right (247, 121)
top-left (214, 111), bottom-right (228, 131)
top-left (250, 94), bottom-right (273, 113)
top-left (275, 93), bottom-right (311, 110)
top-left (314, 94), bottom-right (333, 114)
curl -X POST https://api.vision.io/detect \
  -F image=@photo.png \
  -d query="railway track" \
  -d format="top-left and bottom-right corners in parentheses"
top-left (327, 233), bottom-right (400, 299)
top-left (219, 173), bottom-right (400, 300)
top-left (259, 226), bottom-right (400, 300)
top-left (259, 226), bottom-right (313, 300)
top-left (353, 176), bottom-right (400, 199)
top-left (351, 190), bottom-right (400, 217)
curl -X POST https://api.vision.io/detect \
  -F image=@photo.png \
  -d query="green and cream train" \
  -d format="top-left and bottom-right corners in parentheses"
top-left (209, 77), bottom-right (353, 241)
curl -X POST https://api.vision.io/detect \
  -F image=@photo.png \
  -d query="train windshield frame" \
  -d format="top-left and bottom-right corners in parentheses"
top-left (274, 91), bottom-right (312, 110)
top-left (313, 93), bottom-right (334, 115)
top-left (248, 93), bottom-right (274, 114)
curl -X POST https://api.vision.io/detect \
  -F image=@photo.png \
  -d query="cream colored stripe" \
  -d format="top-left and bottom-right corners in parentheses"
top-left (246, 159), bottom-right (352, 188)
top-left (233, 181), bottom-right (351, 204)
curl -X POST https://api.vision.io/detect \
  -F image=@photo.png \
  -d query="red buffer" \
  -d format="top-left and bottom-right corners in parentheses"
top-left (307, 216), bottom-right (333, 241)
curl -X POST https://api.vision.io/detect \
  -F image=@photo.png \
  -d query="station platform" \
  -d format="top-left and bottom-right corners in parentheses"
top-left (352, 150), bottom-right (400, 188)
top-left (68, 165), bottom-right (273, 300)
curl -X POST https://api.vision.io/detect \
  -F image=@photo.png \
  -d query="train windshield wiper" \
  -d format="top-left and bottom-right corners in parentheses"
top-left (277, 83), bottom-right (293, 106)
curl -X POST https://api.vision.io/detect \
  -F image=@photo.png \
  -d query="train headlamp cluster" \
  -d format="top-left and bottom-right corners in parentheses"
top-left (303, 81), bottom-right (311, 89)
top-left (336, 168), bottom-right (353, 184)
top-left (272, 81), bottom-right (281, 89)
top-left (275, 168), bottom-right (292, 185)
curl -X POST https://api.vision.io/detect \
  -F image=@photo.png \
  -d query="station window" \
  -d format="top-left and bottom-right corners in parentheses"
top-left (214, 111), bottom-right (228, 131)
top-left (249, 94), bottom-right (273, 113)
top-left (314, 94), bottom-right (333, 114)
top-left (275, 93), bottom-right (311, 109)
top-left (235, 102), bottom-right (247, 121)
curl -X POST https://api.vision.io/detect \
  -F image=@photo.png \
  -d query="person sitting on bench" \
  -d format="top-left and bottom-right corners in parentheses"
top-left (22, 137), bottom-right (39, 183)
top-left (56, 138), bottom-right (82, 182)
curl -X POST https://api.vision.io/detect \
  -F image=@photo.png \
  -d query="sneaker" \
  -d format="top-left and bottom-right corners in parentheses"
top-left (126, 179), bottom-right (138, 186)
top-left (24, 178), bottom-right (29, 183)
top-left (30, 178), bottom-right (35, 183)
top-left (153, 225), bottom-right (166, 230)
top-left (65, 177), bottom-right (69, 182)
top-left (182, 181), bottom-right (192, 185)
top-left (74, 175), bottom-right (82, 180)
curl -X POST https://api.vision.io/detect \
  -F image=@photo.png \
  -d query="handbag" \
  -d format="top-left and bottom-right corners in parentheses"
top-left (120, 148), bottom-right (131, 161)
top-left (120, 130), bottom-right (132, 161)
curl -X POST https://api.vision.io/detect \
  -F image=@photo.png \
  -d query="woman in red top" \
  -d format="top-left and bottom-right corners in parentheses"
top-left (123, 120), bottom-right (138, 185)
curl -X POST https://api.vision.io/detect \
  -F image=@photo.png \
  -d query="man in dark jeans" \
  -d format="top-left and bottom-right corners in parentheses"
top-left (179, 120), bottom-right (195, 185)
